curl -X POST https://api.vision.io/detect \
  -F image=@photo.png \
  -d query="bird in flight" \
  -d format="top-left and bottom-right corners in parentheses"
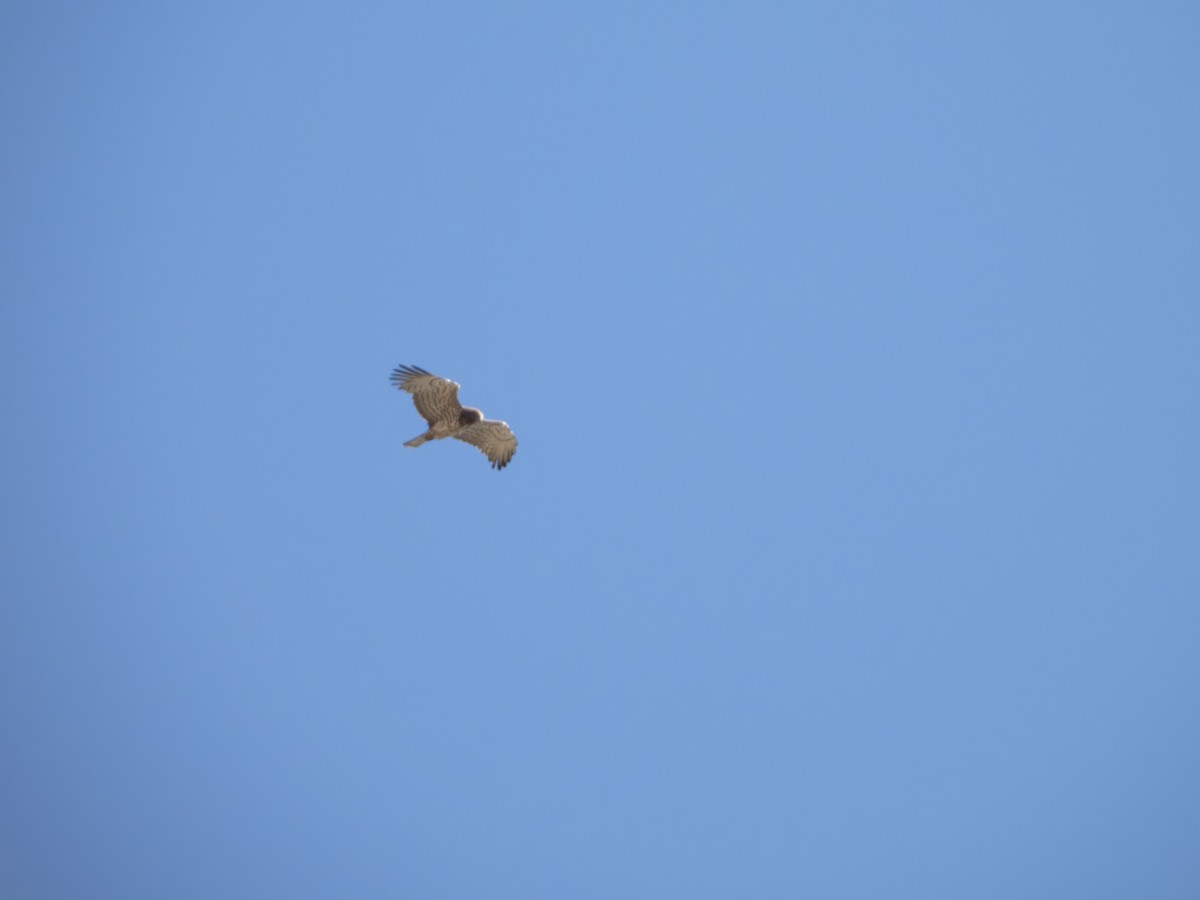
top-left (390, 364), bottom-right (518, 470)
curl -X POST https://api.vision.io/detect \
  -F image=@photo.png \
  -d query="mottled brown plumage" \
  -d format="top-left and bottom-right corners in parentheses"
top-left (390, 364), bottom-right (518, 470)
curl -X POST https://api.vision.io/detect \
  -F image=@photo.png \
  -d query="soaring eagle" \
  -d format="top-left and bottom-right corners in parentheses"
top-left (390, 364), bottom-right (518, 470)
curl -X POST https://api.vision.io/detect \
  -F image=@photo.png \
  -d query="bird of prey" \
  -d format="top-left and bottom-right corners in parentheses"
top-left (390, 364), bottom-right (518, 470)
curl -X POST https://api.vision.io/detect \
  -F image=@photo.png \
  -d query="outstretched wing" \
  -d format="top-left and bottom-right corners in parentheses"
top-left (453, 419), bottom-right (518, 470)
top-left (390, 364), bottom-right (463, 426)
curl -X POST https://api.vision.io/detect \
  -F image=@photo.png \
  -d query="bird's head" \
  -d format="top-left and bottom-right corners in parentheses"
top-left (460, 407), bottom-right (484, 425)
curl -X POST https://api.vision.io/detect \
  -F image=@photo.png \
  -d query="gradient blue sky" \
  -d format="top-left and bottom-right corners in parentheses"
top-left (3, 3), bottom-right (1199, 898)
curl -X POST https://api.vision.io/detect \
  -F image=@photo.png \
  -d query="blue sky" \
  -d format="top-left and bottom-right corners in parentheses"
top-left (2, 2), bottom-right (1198, 898)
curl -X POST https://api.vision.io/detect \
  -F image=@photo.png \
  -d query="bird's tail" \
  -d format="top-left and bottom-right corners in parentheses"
top-left (404, 432), bottom-right (430, 448)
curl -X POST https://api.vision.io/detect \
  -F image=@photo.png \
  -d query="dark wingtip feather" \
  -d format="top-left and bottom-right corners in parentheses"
top-left (392, 364), bottom-right (431, 375)
top-left (390, 364), bottom-right (431, 386)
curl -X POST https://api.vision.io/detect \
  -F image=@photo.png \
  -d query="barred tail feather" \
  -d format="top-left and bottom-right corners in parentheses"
top-left (404, 433), bottom-right (430, 448)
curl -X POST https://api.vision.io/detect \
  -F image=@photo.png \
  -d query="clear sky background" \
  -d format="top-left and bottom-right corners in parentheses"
top-left (2, 3), bottom-right (1198, 898)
